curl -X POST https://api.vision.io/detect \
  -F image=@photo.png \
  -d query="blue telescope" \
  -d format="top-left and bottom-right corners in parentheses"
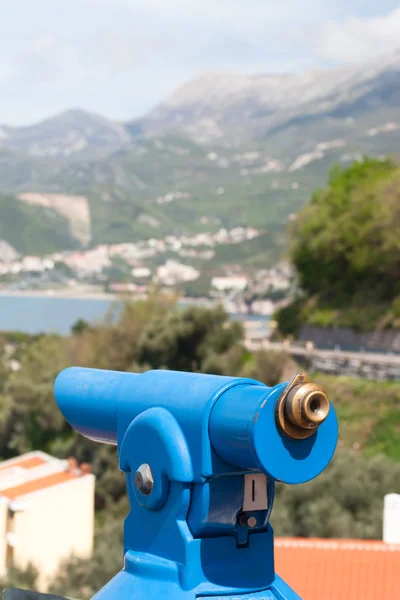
top-left (54, 367), bottom-right (338, 600)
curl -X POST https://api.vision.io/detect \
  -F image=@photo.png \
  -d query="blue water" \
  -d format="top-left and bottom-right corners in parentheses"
top-left (0, 295), bottom-right (116, 335)
top-left (0, 295), bottom-right (270, 335)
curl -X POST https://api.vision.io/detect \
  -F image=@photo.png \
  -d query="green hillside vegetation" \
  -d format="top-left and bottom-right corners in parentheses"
top-left (312, 374), bottom-right (400, 461)
top-left (3, 128), bottom-right (400, 270)
top-left (210, 232), bottom-right (282, 267)
top-left (0, 149), bottom-right (54, 191)
top-left (0, 299), bottom-right (399, 596)
top-left (2, 135), bottom-right (321, 265)
top-left (277, 158), bottom-right (400, 333)
top-left (0, 195), bottom-right (78, 255)
top-left (79, 140), bottom-right (316, 254)
top-left (2, 85), bottom-right (400, 266)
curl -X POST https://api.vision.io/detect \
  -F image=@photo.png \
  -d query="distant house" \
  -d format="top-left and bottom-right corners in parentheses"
top-left (211, 275), bottom-right (248, 292)
top-left (131, 267), bottom-right (151, 279)
top-left (0, 452), bottom-right (95, 591)
top-left (275, 537), bottom-right (399, 599)
top-left (156, 260), bottom-right (200, 286)
top-left (275, 494), bottom-right (400, 599)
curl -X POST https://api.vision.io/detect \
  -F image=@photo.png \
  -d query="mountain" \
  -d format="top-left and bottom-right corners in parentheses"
top-left (131, 49), bottom-right (400, 147)
top-left (2, 50), bottom-right (400, 157)
top-left (0, 109), bottom-right (131, 159)
top-left (1, 50), bottom-right (400, 260)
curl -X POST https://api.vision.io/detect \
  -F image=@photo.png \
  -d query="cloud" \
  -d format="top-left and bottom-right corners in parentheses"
top-left (29, 33), bottom-right (57, 54)
top-left (10, 34), bottom-right (63, 83)
top-left (83, 32), bottom-right (172, 74)
top-left (306, 7), bottom-right (400, 64)
top-left (6, 35), bottom-right (79, 87)
top-left (1, 1), bottom-right (399, 124)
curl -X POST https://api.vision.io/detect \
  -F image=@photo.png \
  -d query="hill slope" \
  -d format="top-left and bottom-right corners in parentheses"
top-left (308, 374), bottom-right (400, 461)
top-left (0, 195), bottom-right (78, 255)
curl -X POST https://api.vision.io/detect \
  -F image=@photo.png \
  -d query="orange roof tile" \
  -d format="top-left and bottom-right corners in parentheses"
top-left (275, 538), bottom-right (400, 600)
top-left (1, 470), bottom-right (79, 500)
top-left (0, 455), bottom-right (46, 472)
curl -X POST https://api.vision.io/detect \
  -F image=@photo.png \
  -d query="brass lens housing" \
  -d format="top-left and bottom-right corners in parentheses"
top-left (276, 374), bottom-right (330, 440)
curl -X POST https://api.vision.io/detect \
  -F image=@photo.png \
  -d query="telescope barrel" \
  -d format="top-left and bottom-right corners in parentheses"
top-left (54, 367), bottom-right (337, 484)
top-left (210, 379), bottom-right (337, 484)
top-left (54, 367), bottom-right (138, 444)
top-left (209, 384), bottom-right (268, 471)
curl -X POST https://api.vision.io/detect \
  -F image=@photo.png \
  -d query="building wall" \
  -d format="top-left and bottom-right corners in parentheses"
top-left (12, 474), bottom-right (95, 591)
top-left (0, 498), bottom-right (9, 577)
top-left (299, 324), bottom-right (400, 353)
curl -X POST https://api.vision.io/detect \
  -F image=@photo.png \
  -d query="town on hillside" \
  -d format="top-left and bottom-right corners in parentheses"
top-left (0, 231), bottom-right (296, 318)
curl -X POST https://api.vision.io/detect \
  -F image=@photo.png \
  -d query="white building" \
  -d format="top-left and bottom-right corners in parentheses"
top-left (211, 276), bottom-right (248, 292)
top-left (251, 299), bottom-right (275, 316)
top-left (156, 260), bottom-right (200, 286)
top-left (131, 267), bottom-right (151, 278)
top-left (0, 452), bottom-right (95, 591)
top-left (383, 493), bottom-right (400, 545)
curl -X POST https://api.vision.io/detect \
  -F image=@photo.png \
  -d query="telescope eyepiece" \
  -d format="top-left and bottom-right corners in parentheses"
top-left (276, 374), bottom-right (330, 440)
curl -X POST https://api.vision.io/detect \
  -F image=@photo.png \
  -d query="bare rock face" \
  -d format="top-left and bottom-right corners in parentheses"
top-left (17, 193), bottom-right (91, 247)
top-left (0, 240), bottom-right (19, 262)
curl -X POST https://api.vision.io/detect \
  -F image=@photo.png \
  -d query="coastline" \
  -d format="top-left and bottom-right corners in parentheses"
top-left (0, 289), bottom-right (273, 320)
top-left (0, 291), bottom-right (271, 337)
top-left (0, 288), bottom-right (118, 301)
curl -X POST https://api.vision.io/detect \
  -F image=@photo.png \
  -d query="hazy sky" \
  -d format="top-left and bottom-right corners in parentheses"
top-left (1, 0), bottom-right (400, 125)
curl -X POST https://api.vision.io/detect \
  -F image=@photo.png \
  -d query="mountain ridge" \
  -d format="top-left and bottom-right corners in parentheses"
top-left (0, 109), bottom-right (131, 159)
top-left (2, 48), bottom-right (400, 154)
top-left (1, 50), bottom-right (400, 260)
top-left (133, 49), bottom-right (400, 144)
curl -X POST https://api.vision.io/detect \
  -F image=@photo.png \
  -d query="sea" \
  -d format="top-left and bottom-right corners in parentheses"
top-left (0, 294), bottom-right (270, 335)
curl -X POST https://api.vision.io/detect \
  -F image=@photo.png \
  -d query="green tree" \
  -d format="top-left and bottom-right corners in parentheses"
top-left (138, 305), bottom-right (244, 373)
top-left (68, 295), bottom-right (174, 372)
top-left (70, 319), bottom-right (91, 336)
top-left (49, 518), bottom-right (124, 600)
top-left (0, 564), bottom-right (39, 597)
top-left (272, 452), bottom-right (400, 539)
top-left (240, 349), bottom-right (295, 387)
top-left (292, 158), bottom-right (400, 301)
top-left (2, 336), bottom-right (69, 456)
